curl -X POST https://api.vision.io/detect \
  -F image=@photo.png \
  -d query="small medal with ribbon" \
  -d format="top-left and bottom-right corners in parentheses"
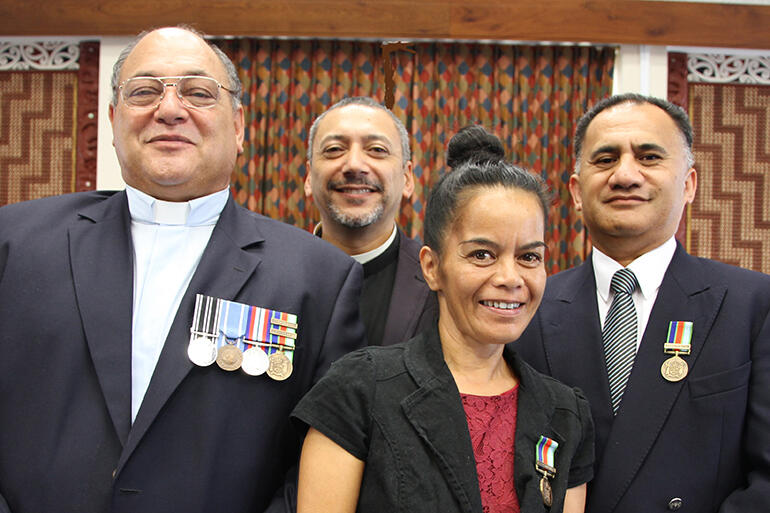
top-left (188, 294), bottom-right (220, 367)
top-left (536, 435), bottom-right (558, 507)
top-left (188, 294), bottom-right (298, 380)
top-left (661, 321), bottom-right (692, 382)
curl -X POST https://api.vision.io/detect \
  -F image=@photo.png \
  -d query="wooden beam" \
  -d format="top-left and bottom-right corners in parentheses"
top-left (1, 0), bottom-right (768, 49)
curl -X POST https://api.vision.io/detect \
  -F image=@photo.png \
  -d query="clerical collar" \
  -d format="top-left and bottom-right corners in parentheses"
top-left (125, 185), bottom-right (229, 226)
top-left (313, 223), bottom-right (398, 265)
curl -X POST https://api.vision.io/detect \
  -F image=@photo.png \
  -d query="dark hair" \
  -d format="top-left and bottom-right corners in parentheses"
top-left (446, 125), bottom-right (505, 168)
top-left (573, 93), bottom-right (694, 172)
top-left (307, 96), bottom-right (410, 165)
top-left (424, 160), bottom-right (550, 254)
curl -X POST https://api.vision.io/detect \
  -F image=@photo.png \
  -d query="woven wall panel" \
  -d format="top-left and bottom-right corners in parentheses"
top-left (689, 83), bottom-right (770, 274)
top-left (0, 71), bottom-right (78, 206)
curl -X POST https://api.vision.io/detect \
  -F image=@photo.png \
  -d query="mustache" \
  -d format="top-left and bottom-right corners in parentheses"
top-left (327, 176), bottom-right (383, 192)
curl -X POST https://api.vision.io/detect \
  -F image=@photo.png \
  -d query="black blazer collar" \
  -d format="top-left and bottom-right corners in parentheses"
top-left (401, 326), bottom-right (560, 512)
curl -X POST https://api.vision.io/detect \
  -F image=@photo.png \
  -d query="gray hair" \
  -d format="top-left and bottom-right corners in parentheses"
top-left (306, 96), bottom-right (411, 165)
top-left (573, 93), bottom-right (695, 173)
top-left (110, 25), bottom-right (242, 111)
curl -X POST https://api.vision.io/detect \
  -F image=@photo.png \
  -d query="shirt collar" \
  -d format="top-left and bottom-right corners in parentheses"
top-left (313, 222), bottom-right (399, 265)
top-left (592, 237), bottom-right (677, 303)
top-left (125, 185), bottom-right (229, 227)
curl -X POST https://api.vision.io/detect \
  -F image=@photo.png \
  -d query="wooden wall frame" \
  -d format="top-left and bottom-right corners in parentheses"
top-left (2, 1), bottom-right (769, 50)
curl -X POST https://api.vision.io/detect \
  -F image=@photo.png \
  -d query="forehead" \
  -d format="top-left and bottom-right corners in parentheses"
top-left (120, 28), bottom-right (226, 82)
top-left (583, 102), bottom-right (684, 153)
top-left (453, 186), bottom-right (544, 235)
top-left (315, 105), bottom-right (400, 145)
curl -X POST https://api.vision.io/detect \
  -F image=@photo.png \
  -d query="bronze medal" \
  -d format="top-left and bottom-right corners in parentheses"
top-left (539, 475), bottom-right (553, 507)
top-left (188, 336), bottom-right (217, 367)
top-left (267, 351), bottom-right (293, 381)
top-left (661, 354), bottom-right (688, 382)
top-left (216, 344), bottom-right (243, 371)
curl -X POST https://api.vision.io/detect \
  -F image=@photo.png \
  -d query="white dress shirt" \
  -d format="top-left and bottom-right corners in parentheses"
top-left (592, 237), bottom-right (677, 351)
top-left (126, 185), bottom-right (229, 422)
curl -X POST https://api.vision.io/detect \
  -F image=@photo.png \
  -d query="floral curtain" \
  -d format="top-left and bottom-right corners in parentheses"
top-left (216, 39), bottom-right (614, 273)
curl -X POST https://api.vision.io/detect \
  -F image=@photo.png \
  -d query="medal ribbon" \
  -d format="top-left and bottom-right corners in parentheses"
top-left (536, 436), bottom-right (558, 476)
top-left (219, 300), bottom-right (249, 351)
top-left (664, 321), bottom-right (693, 355)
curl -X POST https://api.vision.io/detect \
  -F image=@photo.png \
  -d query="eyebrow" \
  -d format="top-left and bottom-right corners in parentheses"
top-left (318, 134), bottom-right (393, 148)
top-left (588, 142), bottom-right (669, 160)
top-left (129, 70), bottom-right (214, 79)
top-left (460, 238), bottom-right (547, 251)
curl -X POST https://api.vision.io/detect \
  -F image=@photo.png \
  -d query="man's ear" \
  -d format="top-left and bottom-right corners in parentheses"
top-left (402, 161), bottom-right (415, 200)
top-left (304, 162), bottom-right (313, 198)
top-left (568, 173), bottom-right (583, 212)
top-left (419, 245), bottom-right (441, 292)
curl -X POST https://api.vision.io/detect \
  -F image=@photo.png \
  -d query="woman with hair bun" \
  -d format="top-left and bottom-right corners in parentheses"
top-left (446, 124), bottom-right (506, 168)
top-left (292, 128), bottom-right (594, 513)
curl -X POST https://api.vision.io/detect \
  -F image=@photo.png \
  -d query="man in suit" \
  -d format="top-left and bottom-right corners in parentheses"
top-left (304, 97), bottom-right (435, 346)
top-left (516, 93), bottom-right (770, 512)
top-left (0, 27), bottom-right (364, 513)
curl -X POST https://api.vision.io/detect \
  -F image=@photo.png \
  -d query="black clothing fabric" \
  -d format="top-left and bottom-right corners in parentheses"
top-left (292, 325), bottom-right (594, 513)
top-left (360, 232), bottom-right (400, 346)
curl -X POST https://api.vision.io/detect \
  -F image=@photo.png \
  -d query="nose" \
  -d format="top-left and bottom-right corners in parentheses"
top-left (342, 144), bottom-right (368, 175)
top-left (608, 154), bottom-right (643, 189)
top-left (492, 257), bottom-right (524, 288)
top-left (153, 84), bottom-right (189, 124)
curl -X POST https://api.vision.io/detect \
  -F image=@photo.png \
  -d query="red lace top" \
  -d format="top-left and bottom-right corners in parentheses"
top-left (461, 386), bottom-right (520, 513)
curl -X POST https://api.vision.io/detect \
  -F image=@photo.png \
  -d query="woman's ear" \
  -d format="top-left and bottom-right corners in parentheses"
top-left (419, 245), bottom-right (442, 292)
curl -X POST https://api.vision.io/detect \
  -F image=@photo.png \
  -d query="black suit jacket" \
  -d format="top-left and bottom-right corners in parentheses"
top-left (380, 230), bottom-right (436, 347)
top-left (516, 244), bottom-right (770, 513)
top-left (0, 191), bottom-right (365, 513)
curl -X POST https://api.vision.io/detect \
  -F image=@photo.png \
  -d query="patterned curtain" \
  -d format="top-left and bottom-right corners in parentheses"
top-left (217, 39), bottom-right (614, 273)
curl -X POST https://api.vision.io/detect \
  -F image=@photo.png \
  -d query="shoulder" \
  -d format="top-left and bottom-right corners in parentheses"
top-left (542, 260), bottom-right (593, 300)
top-left (233, 204), bottom-right (358, 273)
top-left (516, 352), bottom-right (590, 417)
top-left (0, 191), bottom-right (119, 236)
top-left (332, 343), bottom-right (410, 381)
top-left (0, 190), bottom-right (116, 220)
top-left (673, 252), bottom-right (770, 312)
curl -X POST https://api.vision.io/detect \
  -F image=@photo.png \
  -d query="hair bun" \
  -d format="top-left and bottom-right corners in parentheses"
top-left (446, 125), bottom-right (505, 168)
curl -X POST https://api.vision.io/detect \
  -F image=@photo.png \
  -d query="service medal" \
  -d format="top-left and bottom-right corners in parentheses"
top-left (267, 351), bottom-right (293, 381)
top-left (216, 344), bottom-right (243, 371)
top-left (661, 354), bottom-right (688, 382)
top-left (539, 475), bottom-right (553, 508)
top-left (662, 321), bottom-right (693, 383)
top-left (535, 435), bottom-right (558, 508)
top-left (241, 346), bottom-right (270, 376)
top-left (187, 336), bottom-right (217, 367)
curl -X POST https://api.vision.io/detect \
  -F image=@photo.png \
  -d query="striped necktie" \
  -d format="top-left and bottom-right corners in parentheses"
top-left (603, 268), bottom-right (639, 414)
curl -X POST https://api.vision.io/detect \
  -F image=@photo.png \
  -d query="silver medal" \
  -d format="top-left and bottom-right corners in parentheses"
top-left (241, 347), bottom-right (270, 376)
top-left (188, 336), bottom-right (217, 366)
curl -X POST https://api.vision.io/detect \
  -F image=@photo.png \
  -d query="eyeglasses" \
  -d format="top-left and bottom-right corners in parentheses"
top-left (118, 75), bottom-right (237, 109)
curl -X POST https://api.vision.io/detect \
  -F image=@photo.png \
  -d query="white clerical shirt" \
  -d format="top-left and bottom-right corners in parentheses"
top-left (126, 185), bottom-right (229, 422)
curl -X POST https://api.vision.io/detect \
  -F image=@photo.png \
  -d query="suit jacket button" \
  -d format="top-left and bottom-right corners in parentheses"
top-left (112, 469), bottom-right (117, 479)
top-left (668, 497), bottom-right (683, 511)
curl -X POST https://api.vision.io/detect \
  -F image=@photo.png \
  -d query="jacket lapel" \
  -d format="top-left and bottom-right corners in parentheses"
top-left (382, 230), bottom-right (430, 346)
top-left (588, 246), bottom-right (726, 513)
top-left (69, 191), bottom-right (134, 445)
top-left (539, 260), bottom-right (615, 461)
top-left (400, 329), bottom-right (483, 513)
top-left (118, 197), bottom-right (264, 470)
top-left (510, 353), bottom-right (560, 512)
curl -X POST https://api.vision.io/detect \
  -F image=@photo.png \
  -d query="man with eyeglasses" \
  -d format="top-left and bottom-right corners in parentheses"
top-left (0, 26), bottom-right (365, 513)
